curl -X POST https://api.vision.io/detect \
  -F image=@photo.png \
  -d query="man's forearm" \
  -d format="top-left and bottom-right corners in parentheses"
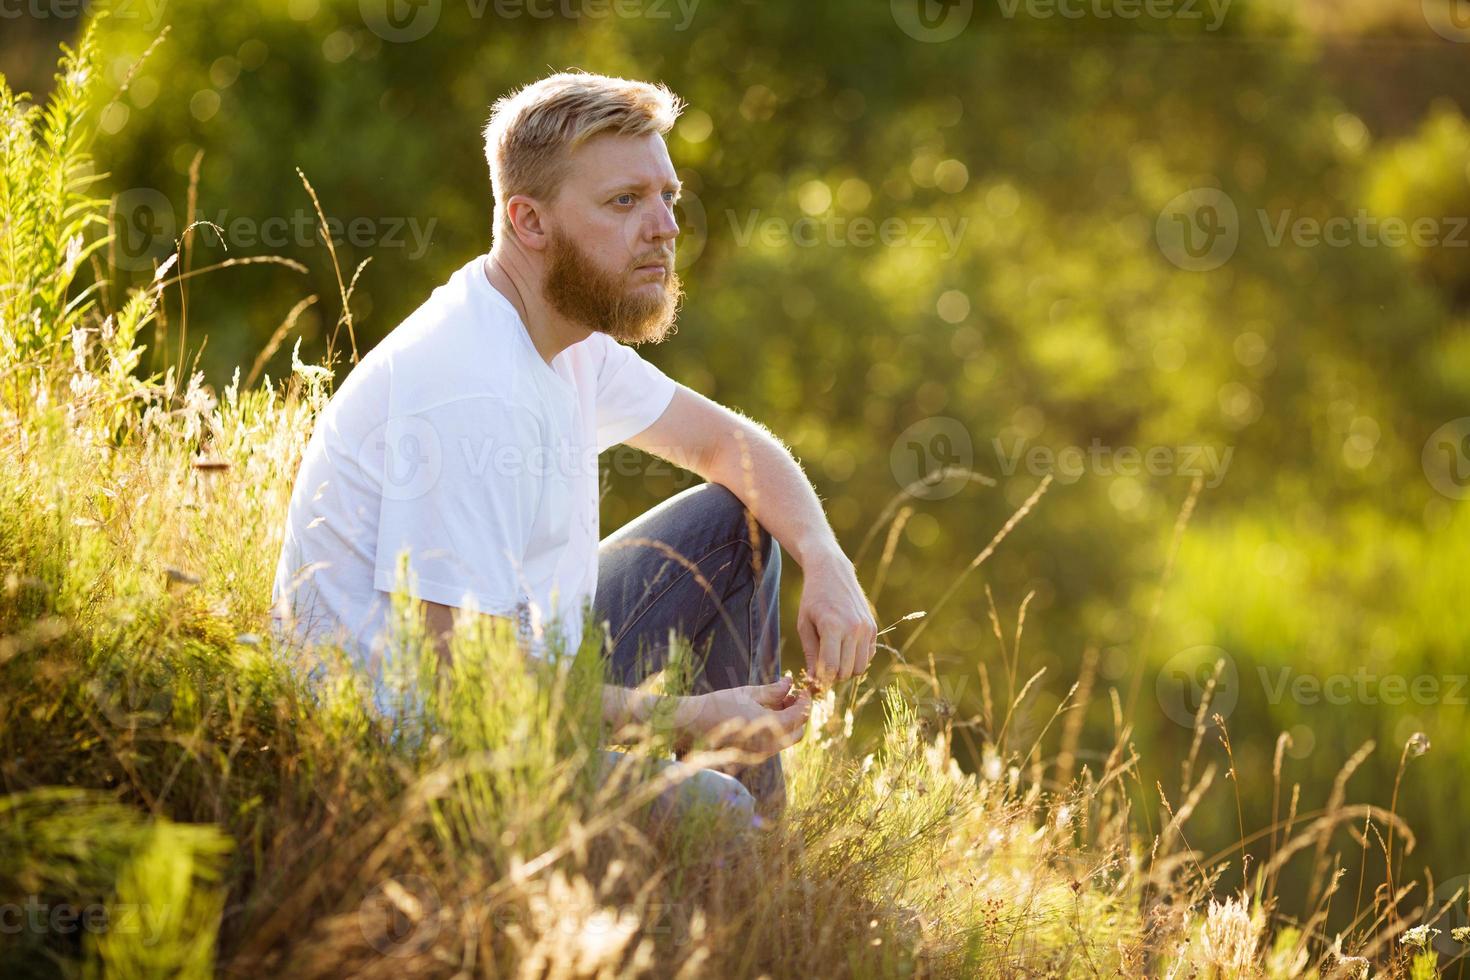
top-left (602, 683), bottom-right (655, 731)
top-left (602, 684), bottom-right (703, 752)
top-left (707, 422), bottom-right (848, 571)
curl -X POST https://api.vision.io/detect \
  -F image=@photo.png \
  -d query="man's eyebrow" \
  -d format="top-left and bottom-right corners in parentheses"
top-left (602, 177), bottom-right (683, 196)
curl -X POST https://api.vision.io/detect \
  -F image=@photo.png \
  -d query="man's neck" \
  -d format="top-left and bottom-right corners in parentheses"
top-left (482, 251), bottom-right (591, 368)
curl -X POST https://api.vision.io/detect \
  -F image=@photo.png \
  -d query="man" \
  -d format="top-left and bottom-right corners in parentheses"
top-left (272, 71), bottom-right (878, 818)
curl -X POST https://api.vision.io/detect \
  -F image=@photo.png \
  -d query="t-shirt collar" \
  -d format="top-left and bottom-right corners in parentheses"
top-left (470, 254), bottom-right (577, 398)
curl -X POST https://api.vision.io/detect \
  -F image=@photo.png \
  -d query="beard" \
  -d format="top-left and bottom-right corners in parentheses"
top-left (542, 230), bottom-right (683, 345)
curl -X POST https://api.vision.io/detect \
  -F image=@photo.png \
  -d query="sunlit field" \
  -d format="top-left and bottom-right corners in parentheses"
top-left (5, 4), bottom-right (1470, 977)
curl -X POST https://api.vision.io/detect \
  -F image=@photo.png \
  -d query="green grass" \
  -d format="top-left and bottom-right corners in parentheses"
top-left (2, 26), bottom-right (1467, 979)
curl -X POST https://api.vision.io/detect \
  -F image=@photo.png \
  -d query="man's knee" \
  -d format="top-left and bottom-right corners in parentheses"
top-left (655, 761), bottom-right (757, 826)
top-left (684, 768), bottom-right (757, 823)
top-left (698, 483), bottom-right (777, 574)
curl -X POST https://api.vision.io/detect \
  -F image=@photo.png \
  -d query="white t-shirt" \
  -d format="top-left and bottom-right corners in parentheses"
top-left (271, 253), bottom-right (677, 684)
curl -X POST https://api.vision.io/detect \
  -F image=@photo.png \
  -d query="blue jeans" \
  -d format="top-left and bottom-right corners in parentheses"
top-left (594, 481), bottom-right (785, 820)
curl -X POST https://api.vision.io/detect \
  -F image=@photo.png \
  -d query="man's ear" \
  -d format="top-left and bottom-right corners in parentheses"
top-left (505, 195), bottom-right (550, 252)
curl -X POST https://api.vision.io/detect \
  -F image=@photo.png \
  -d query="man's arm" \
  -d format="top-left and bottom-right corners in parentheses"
top-left (423, 600), bottom-right (654, 729)
top-left (420, 600), bottom-right (809, 754)
top-left (623, 385), bottom-right (879, 685)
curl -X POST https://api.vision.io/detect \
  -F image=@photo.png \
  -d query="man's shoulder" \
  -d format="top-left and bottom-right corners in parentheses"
top-left (363, 258), bottom-right (530, 410)
top-left (562, 329), bottom-right (643, 383)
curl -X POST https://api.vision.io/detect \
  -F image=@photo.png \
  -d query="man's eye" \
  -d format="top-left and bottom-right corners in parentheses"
top-left (663, 191), bottom-right (679, 205)
top-left (614, 194), bottom-right (635, 206)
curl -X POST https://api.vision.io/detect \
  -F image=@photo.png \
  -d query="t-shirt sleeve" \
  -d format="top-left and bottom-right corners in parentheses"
top-left (371, 395), bottom-right (542, 615)
top-left (593, 335), bottom-right (677, 454)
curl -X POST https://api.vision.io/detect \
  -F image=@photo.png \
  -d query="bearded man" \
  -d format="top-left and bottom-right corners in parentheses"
top-left (272, 71), bottom-right (877, 820)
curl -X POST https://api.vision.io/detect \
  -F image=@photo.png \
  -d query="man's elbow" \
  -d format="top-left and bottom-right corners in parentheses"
top-left (702, 416), bottom-right (782, 486)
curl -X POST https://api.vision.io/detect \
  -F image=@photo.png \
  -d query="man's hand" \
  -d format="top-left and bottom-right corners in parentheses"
top-left (796, 546), bottom-right (879, 688)
top-left (673, 676), bottom-right (812, 765)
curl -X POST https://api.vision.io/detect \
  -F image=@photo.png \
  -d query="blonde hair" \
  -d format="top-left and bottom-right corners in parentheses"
top-left (483, 71), bottom-right (685, 242)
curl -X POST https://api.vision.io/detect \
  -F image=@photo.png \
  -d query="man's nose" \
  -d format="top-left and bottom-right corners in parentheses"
top-left (644, 199), bottom-right (680, 243)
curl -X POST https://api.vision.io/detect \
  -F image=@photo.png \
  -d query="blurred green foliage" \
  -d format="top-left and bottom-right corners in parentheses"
top-left (5, 0), bottom-right (1469, 925)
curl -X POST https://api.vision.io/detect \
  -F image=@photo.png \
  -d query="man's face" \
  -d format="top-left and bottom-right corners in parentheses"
top-left (541, 132), bottom-right (683, 345)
